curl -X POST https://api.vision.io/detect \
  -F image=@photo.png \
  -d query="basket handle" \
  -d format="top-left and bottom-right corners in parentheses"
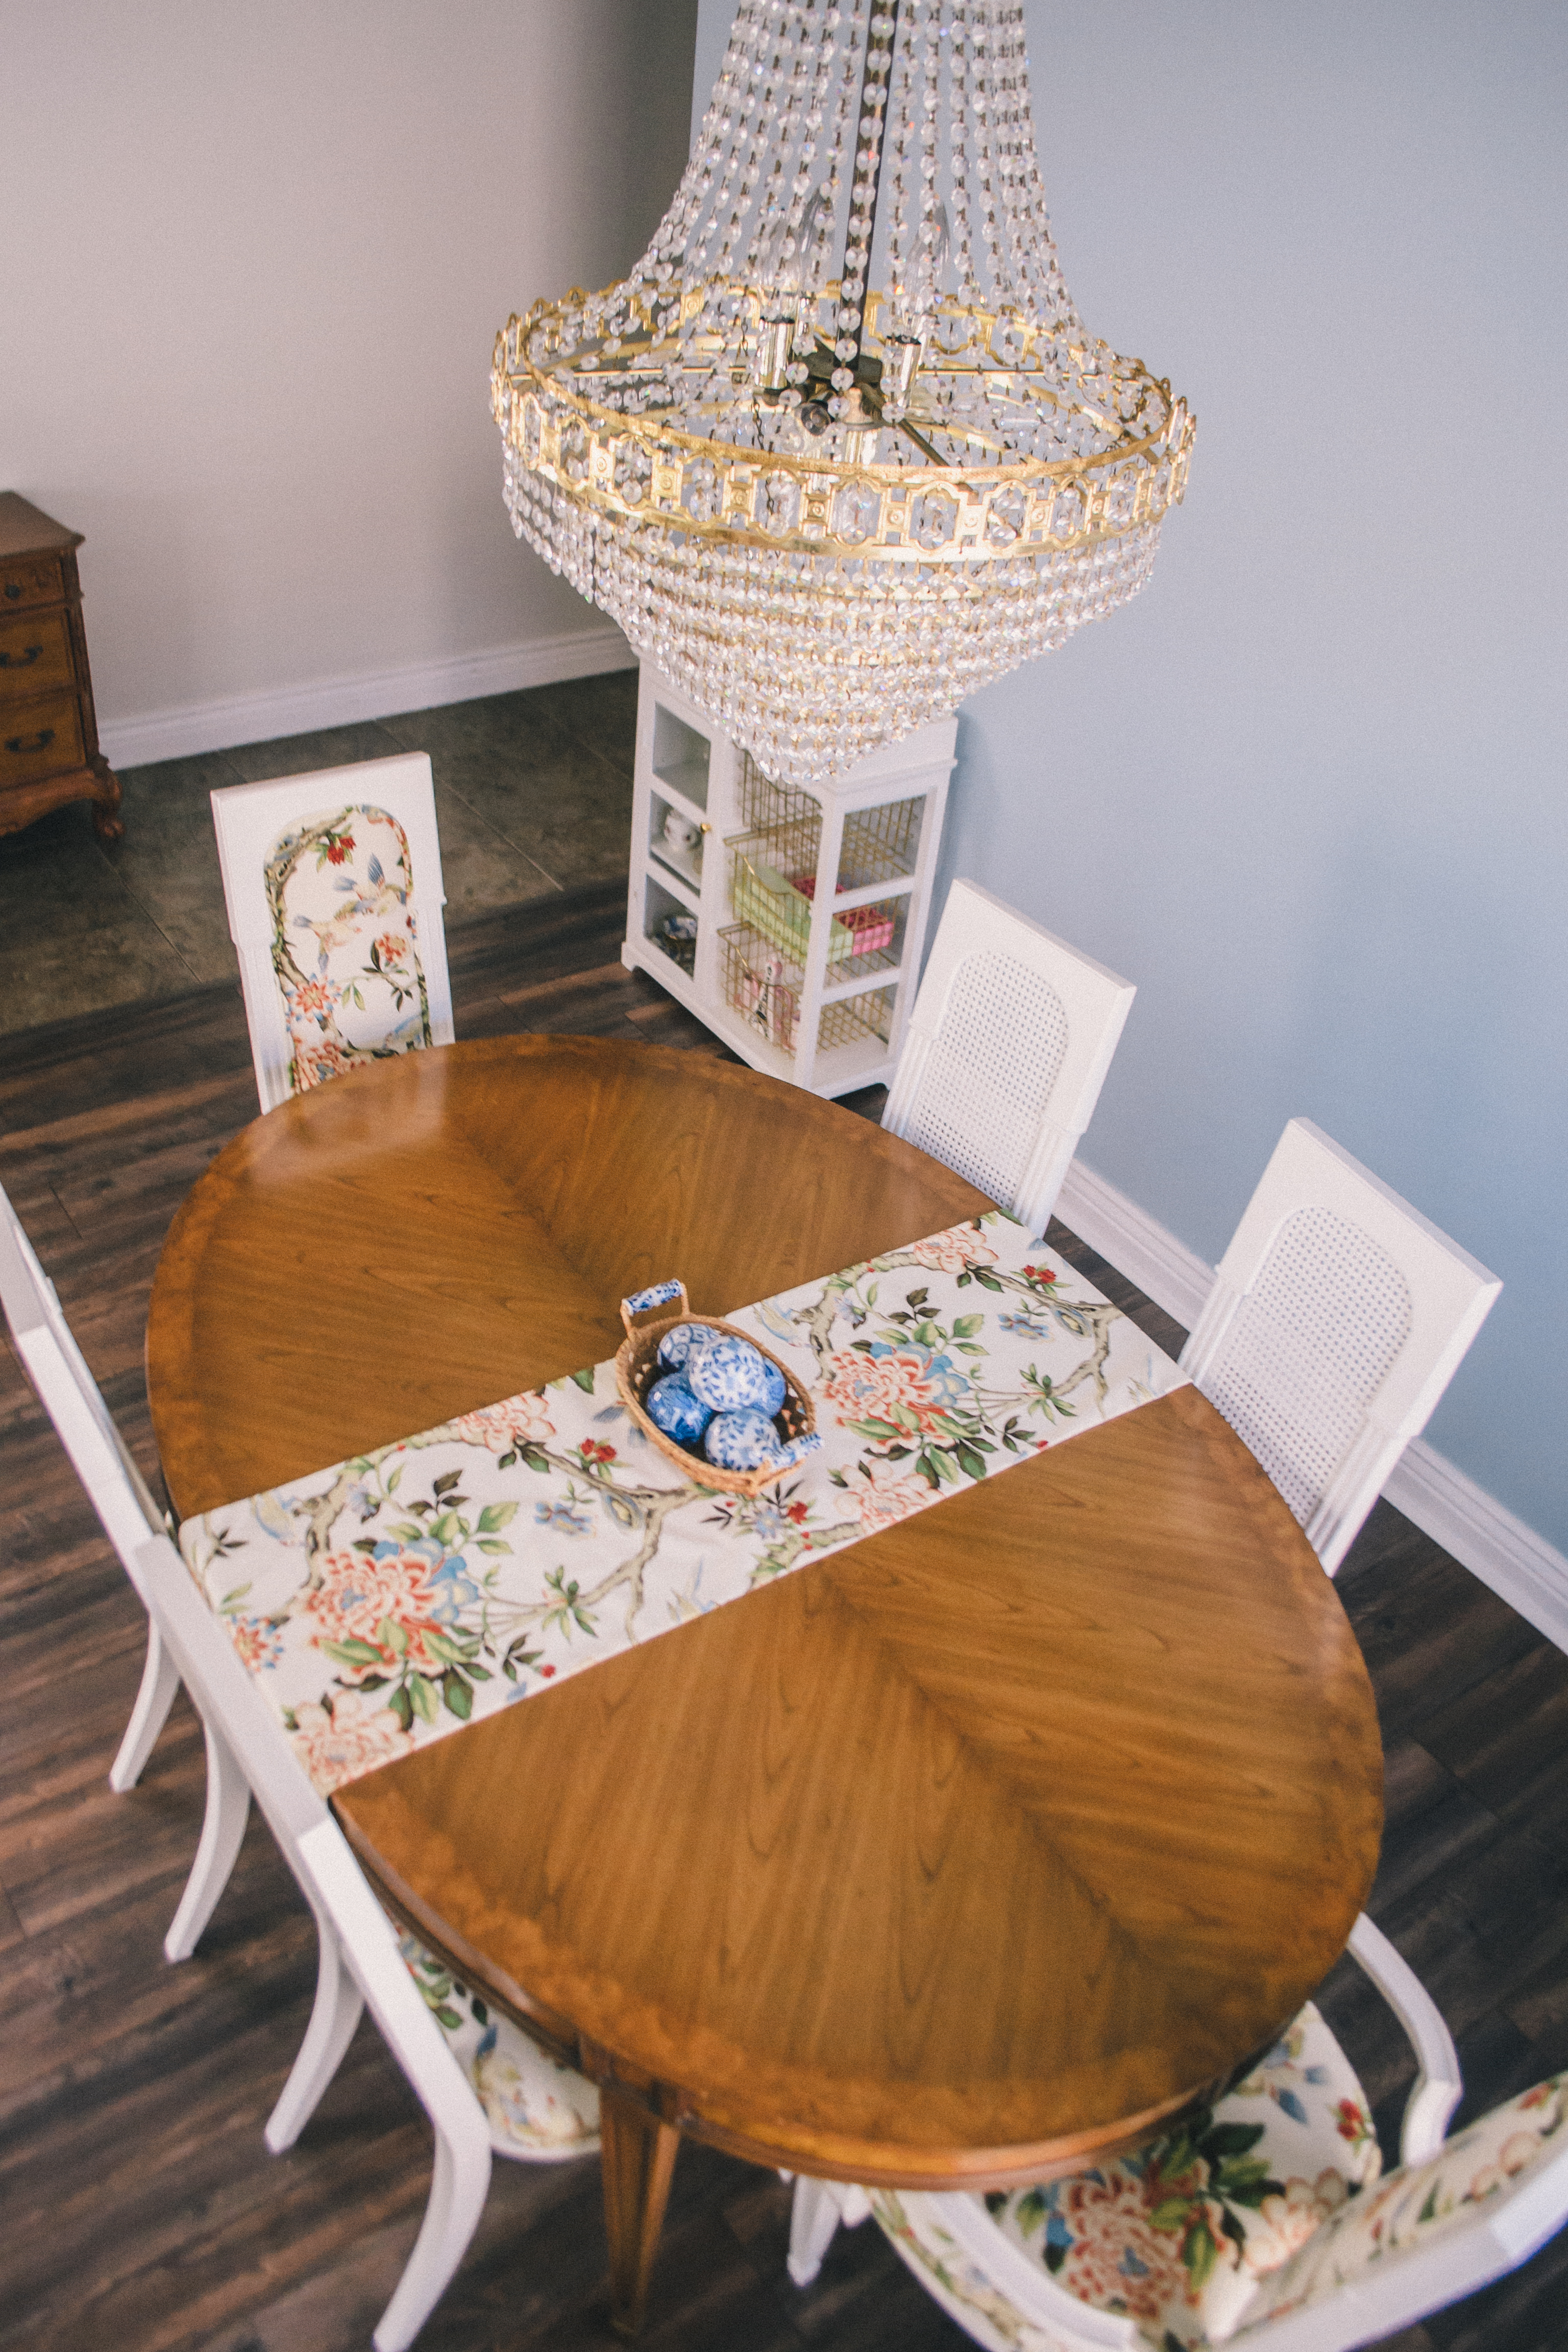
top-left (621, 1278), bottom-right (689, 1335)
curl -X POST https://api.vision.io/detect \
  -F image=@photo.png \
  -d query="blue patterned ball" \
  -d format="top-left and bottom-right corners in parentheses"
top-left (704, 1407), bottom-right (786, 1472)
top-left (646, 1373), bottom-right (714, 1449)
top-left (688, 1334), bottom-right (773, 1413)
top-left (656, 1320), bottom-right (715, 1373)
top-left (755, 1357), bottom-right (787, 1417)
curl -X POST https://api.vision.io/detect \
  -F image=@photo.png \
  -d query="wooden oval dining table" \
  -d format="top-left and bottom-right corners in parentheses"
top-left (145, 1035), bottom-right (1383, 2337)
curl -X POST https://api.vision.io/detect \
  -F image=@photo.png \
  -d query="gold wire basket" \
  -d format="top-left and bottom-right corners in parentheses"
top-left (720, 924), bottom-right (896, 1058)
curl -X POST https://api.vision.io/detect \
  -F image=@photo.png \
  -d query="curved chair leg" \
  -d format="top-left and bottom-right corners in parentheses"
top-left (163, 1720), bottom-right (251, 1962)
top-left (294, 1818), bottom-right (494, 2352)
top-left (373, 2123), bottom-right (493, 2352)
top-left (788, 2177), bottom-right (871, 2287)
top-left (265, 1908), bottom-right (366, 2153)
top-left (108, 1616), bottom-right (181, 1792)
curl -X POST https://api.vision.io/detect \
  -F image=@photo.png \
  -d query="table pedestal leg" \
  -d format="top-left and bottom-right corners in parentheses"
top-left (600, 2088), bottom-right (680, 2337)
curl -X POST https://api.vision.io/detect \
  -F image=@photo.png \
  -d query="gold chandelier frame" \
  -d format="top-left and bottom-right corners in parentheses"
top-left (493, 283), bottom-right (1193, 572)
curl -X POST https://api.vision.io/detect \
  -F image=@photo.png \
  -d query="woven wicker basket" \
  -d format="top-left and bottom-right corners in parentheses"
top-left (615, 1280), bottom-right (815, 1499)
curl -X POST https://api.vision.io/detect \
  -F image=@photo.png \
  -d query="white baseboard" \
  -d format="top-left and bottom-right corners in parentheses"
top-left (97, 623), bottom-right (636, 771)
top-left (1057, 1156), bottom-right (1213, 1331)
top-left (1057, 1155), bottom-right (1568, 1655)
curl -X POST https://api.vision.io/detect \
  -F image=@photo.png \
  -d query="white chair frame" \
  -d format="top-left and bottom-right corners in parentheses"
top-left (134, 1530), bottom-right (493, 2352)
top-left (882, 879), bottom-right (1135, 1240)
top-left (1180, 1119), bottom-right (1501, 1573)
top-left (211, 753), bottom-right (454, 1115)
top-left (0, 1182), bottom-right (180, 1799)
top-left (789, 1913), bottom-right (1465, 2344)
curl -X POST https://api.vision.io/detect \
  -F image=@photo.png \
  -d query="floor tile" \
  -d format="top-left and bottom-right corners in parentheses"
top-left (0, 805), bottom-right (197, 1035)
top-left (529, 666), bottom-right (640, 766)
top-left (430, 776), bottom-right (561, 918)
top-left (101, 751), bottom-right (243, 985)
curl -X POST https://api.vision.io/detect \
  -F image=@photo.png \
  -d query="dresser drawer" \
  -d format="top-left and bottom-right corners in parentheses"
top-left (0, 554), bottom-right (64, 612)
top-left (0, 691), bottom-right (84, 786)
top-left (0, 608), bottom-right (75, 699)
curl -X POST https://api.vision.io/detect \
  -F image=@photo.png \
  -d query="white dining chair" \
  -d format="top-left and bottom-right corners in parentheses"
top-left (138, 1505), bottom-right (602, 2352)
top-left (788, 1913), bottom-right (1484, 2351)
top-left (0, 1181), bottom-right (184, 1788)
top-left (1180, 1119), bottom-right (1501, 1575)
top-left (881, 879), bottom-right (1135, 1240)
top-left (212, 753), bottom-right (455, 1114)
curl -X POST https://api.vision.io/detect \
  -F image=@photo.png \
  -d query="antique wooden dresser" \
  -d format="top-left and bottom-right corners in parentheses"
top-left (0, 492), bottom-right (121, 841)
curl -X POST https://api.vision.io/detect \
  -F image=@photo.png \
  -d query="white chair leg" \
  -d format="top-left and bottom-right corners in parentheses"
top-left (265, 1908), bottom-right (366, 2153)
top-left (372, 2120), bottom-right (493, 2352)
top-left (163, 1720), bottom-right (251, 1962)
top-left (789, 2175), bottom-right (868, 2287)
top-left (108, 1615), bottom-right (181, 1792)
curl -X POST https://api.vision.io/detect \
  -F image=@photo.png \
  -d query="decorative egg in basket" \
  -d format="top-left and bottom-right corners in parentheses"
top-left (616, 1280), bottom-right (821, 1498)
top-left (645, 1371), bottom-right (713, 1449)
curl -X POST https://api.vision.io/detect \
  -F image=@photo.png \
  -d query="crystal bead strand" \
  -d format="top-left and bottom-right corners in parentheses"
top-left (882, 4), bottom-right (917, 311)
top-left (739, 1), bottom-right (805, 280)
top-left (990, 4), bottom-right (1040, 312)
top-left (689, 3), bottom-right (773, 285)
top-left (916, 0), bottom-right (943, 304)
top-left (945, 2), bottom-right (985, 309)
top-left (966, 7), bottom-right (1010, 304)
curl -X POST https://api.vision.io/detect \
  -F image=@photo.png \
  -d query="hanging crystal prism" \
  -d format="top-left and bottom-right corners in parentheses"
top-left (493, 0), bottom-right (1193, 790)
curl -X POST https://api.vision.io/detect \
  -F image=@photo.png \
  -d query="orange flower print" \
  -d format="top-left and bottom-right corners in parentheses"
top-left (449, 1394), bottom-right (556, 1454)
top-left (902, 1225), bottom-right (999, 1276)
top-left (288, 1688), bottom-right (412, 1795)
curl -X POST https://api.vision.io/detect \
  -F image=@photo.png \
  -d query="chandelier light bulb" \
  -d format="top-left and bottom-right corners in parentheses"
top-left (493, 0), bottom-right (1194, 789)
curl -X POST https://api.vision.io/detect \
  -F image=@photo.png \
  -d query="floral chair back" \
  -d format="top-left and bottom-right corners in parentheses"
top-left (212, 754), bottom-right (454, 1114)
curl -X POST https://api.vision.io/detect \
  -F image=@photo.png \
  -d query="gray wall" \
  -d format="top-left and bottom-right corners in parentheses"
top-left (691, 0), bottom-right (1568, 1552)
top-left (4, 0), bottom-right (697, 736)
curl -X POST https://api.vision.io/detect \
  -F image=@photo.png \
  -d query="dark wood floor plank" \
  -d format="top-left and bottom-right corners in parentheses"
top-left (2, 919), bottom-right (1565, 2350)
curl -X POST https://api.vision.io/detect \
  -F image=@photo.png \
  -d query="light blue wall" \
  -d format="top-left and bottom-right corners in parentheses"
top-left (690, 2), bottom-right (1568, 1552)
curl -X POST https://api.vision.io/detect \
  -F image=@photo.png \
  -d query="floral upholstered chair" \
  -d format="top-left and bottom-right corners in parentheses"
top-left (211, 755), bottom-right (455, 1113)
top-left (782, 1919), bottom-right (1568, 2352)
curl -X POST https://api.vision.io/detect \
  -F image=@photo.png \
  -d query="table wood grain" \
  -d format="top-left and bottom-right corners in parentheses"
top-left (144, 1036), bottom-right (1382, 2335)
top-left (146, 1036), bottom-right (991, 1519)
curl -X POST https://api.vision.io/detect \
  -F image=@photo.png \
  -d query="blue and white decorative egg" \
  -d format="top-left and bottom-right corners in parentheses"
top-left (754, 1356), bottom-right (787, 1417)
top-left (656, 1319), bottom-right (715, 1374)
top-left (704, 1407), bottom-right (786, 1472)
top-left (645, 1373), bottom-right (714, 1449)
top-left (688, 1334), bottom-right (775, 1414)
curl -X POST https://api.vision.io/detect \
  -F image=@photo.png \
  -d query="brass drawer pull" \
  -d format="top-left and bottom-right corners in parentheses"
top-left (4, 727), bottom-right (55, 755)
top-left (0, 644), bottom-right (42, 669)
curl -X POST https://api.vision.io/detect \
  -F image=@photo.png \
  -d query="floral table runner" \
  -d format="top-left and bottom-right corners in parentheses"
top-left (181, 1209), bottom-right (1187, 1800)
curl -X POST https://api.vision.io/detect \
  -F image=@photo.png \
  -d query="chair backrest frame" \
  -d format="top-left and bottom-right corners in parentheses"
top-left (883, 879), bottom-right (1135, 1239)
top-left (1180, 1119), bottom-right (1500, 1572)
top-left (211, 753), bottom-right (454, 1114)
top-left (0, 1183), bottom-right (163, 1581)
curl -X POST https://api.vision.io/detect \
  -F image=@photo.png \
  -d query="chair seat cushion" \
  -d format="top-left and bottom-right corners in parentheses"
top-left (873, 2002), bottom-right (1381, 2351)
top-left (395, 1927), bottom-right (600, 2160)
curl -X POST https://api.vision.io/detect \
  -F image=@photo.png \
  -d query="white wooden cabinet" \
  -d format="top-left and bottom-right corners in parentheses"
top-left (621, 664), bottom-right (956, 1098)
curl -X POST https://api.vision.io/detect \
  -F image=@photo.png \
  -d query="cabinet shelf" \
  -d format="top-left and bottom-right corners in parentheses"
top-left (623, 665), bottom-right (954, 1100)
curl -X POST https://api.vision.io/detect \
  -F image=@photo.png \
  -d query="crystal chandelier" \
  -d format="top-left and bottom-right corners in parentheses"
top-left (492, 0), bottom-right (1193, 790)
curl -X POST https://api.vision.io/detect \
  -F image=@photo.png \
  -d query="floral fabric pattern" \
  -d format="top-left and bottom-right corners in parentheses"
top-left (1243, 2074), bottom-right (1567, 2335)
top-left (872, 2003), bottom-right (1381, 2351)
top-left (179, 1211), bottom-right (1185, 2157)
top-left (267, 803), bottom-right (431, 1094)
top-left (398, 1933), bottom-right (600, 2158)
